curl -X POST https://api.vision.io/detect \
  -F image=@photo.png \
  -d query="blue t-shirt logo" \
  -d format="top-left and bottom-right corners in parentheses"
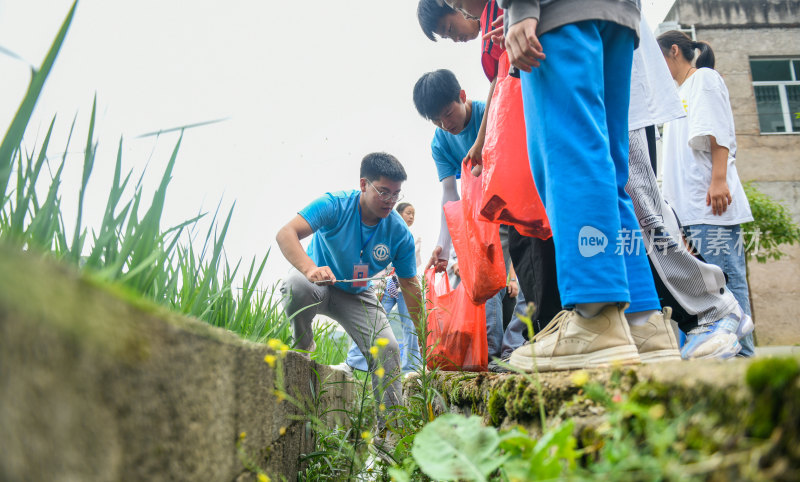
top-left (373, 243), bottom-right (390, 261)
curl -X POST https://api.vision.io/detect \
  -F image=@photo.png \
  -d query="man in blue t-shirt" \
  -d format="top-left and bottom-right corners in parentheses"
top-left (276, 152), bottom-right (420, 451)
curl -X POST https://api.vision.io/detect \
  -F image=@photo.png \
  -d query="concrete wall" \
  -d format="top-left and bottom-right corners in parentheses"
top-left (0, 244), bottom-right (351, 481)
top-left (664, 0), bottom-right (800, 344)
top-left (668, 0), bottom-right (800, 27)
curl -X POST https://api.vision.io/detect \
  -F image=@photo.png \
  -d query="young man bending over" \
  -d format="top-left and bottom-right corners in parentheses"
top-left (413, 69), bottom-right (513, 361)
top-left (276, 152), bottom-right (422, 456)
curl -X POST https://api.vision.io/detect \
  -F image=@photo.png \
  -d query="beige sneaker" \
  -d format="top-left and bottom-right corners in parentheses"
top-left (508, 304), bottom-right (641, 372)
top-left (629, 307), bottom-right (682, 363)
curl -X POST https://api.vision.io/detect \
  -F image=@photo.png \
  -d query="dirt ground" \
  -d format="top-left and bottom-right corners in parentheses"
top-left (748, 243), bottom-right (800, 346)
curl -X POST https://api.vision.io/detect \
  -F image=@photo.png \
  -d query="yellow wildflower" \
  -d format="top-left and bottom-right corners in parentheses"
top-left (375, 367), bottom-right (385, 379)
top-left (376, 337), bottom-right (389, 347)
top-left (369, 346), bottom-right (379, 356)
top-left (264, 354), bottom-right (276, 367)
top-left (361, 431), bottom-right (371, 440)
top-left (279, 343), bottom-right (290, 358)
top-left (257, 474), bottom-right (271, 482)
top-left (239, 431), bottom-right (247, 440)
top-left (279, 426), bottom-right (287, 436)
top-left (379, 403), bottom-right (386, 412)
top-left (648, 404), bottom-right (666, 420)
top-left (267, 339), bottom-right (282, 350)
top-left (570, 370), bottom-right (589, 387)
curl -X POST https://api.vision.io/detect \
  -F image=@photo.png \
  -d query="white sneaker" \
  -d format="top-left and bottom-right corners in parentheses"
top-left (682, 312), bottom-right (743, 360)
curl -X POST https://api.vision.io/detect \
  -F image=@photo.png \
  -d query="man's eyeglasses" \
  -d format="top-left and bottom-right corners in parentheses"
top-left (367, 180), bottom-right (404, 203)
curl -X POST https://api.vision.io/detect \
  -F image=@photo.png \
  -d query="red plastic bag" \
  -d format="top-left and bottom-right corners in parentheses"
top-left (480, 51), bottom-right (551, 240)
top-left (424, 268), bottom-right (487, 372)
top-left (445, 159), bottom-right (507, 304)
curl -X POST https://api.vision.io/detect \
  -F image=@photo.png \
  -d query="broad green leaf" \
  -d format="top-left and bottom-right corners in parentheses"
top-left (412, 414), bottom-right (504, 481)
top-left (387, 468), bottom-right (411, 482)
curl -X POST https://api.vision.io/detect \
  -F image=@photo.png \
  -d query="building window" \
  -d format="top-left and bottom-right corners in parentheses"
top-left (750, 58), bottom-right (800, 134)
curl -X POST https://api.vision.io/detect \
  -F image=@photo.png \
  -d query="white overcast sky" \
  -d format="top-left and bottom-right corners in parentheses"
top-left (0, 0), bottom-right (674, 287)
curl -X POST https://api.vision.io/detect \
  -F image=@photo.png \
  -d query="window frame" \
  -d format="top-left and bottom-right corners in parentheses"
top-left (750, 57), bottom-right (800, 135)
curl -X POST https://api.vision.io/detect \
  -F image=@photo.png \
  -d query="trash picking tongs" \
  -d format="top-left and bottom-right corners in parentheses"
top-left (313, 267), bottom-right (395, 285)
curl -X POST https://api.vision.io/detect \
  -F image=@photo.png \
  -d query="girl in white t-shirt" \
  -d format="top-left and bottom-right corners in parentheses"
top-left (657, 30), bottom-right (755, 356)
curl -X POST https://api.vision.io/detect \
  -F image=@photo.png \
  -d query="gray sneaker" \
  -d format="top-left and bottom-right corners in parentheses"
top-left (370, 428), bottom-right (399, 464)
top-left (328, 362), bottom-right (354, 376)
top-left (488, 358), bottom-right (512, 373)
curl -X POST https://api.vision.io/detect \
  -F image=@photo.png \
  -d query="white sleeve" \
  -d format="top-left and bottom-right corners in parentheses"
top-left (687, 72), bottom-right (736, 154)
top-left (414, 236), bottom-right (422, 268)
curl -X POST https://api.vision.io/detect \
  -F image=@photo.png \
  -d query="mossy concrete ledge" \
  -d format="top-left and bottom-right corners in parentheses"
top-left (415, 356), bottom-right (800, 478)
top-left (0, 243), bottom-right (352, 481)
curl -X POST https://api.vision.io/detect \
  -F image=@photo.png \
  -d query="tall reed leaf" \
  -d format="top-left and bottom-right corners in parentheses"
top-left (0, 0), bottom-right (77, 201)
top-left (69, 94), bottom-right (97, 262)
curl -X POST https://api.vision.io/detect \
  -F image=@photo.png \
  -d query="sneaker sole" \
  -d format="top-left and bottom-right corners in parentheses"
top-left (639, 349), bottom-right (682, 364)
top-left (736, 313), bottom-right (754, 339)
top-left (508, 345), bottom-right (641, 372)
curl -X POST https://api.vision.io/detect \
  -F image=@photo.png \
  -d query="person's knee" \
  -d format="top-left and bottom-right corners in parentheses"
top-left (282, 271), bottom-right (317, 312)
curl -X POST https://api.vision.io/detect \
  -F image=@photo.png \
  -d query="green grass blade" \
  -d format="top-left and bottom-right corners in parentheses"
top-left (69, 94), bottom-right (97, 262)
top-left (0, 0), bottom-right (77, 201)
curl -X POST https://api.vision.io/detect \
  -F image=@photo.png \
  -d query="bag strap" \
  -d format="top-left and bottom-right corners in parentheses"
top-left (425, 267), bottom-right (451, 298)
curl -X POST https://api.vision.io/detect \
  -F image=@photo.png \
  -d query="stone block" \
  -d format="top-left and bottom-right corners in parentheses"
top-left (0, 243), bottom-right (352, 481)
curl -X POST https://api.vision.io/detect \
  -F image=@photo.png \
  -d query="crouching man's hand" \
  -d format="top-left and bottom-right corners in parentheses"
top-left (305, 266), bottom-right (336, 285)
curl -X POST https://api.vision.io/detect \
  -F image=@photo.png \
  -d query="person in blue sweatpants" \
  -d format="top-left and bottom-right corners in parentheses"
top-left (501, 0), bottom-right (678, 371)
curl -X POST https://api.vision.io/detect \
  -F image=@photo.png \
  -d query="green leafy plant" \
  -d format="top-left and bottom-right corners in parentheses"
top-left (742, 182), bottom-right (800, 263)
top-left (499, 421), bottom-right (578, 481)
top-left (410, 414), bottom-right (506, 481)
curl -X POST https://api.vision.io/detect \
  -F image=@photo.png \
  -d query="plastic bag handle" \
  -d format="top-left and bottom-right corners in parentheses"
top-left (424, 267), bottom-right (450, 298)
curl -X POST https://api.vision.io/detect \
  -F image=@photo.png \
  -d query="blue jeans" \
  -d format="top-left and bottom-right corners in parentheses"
top-left (519, 20), bottom-right (660, 313)
top-left (685, 224), bottom-right (755, 356)
top-left (346, 292), bottom-right (421, 372)
top-left (486, 288), bottom-right (506, 360)
top-left (501, 288), bottom-right (529, 359)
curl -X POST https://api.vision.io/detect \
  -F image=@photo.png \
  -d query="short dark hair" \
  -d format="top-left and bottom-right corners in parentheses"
top-left (396, 202), bottom-right (413, 214)
top-left (413, 69), bottom-right (461, 120)
top-left (657, 30), bottom-right (716, 70)
top-left (417, 0), bottom-right (455, 42)
top-left (360, 152), bottom-right (407, 182)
